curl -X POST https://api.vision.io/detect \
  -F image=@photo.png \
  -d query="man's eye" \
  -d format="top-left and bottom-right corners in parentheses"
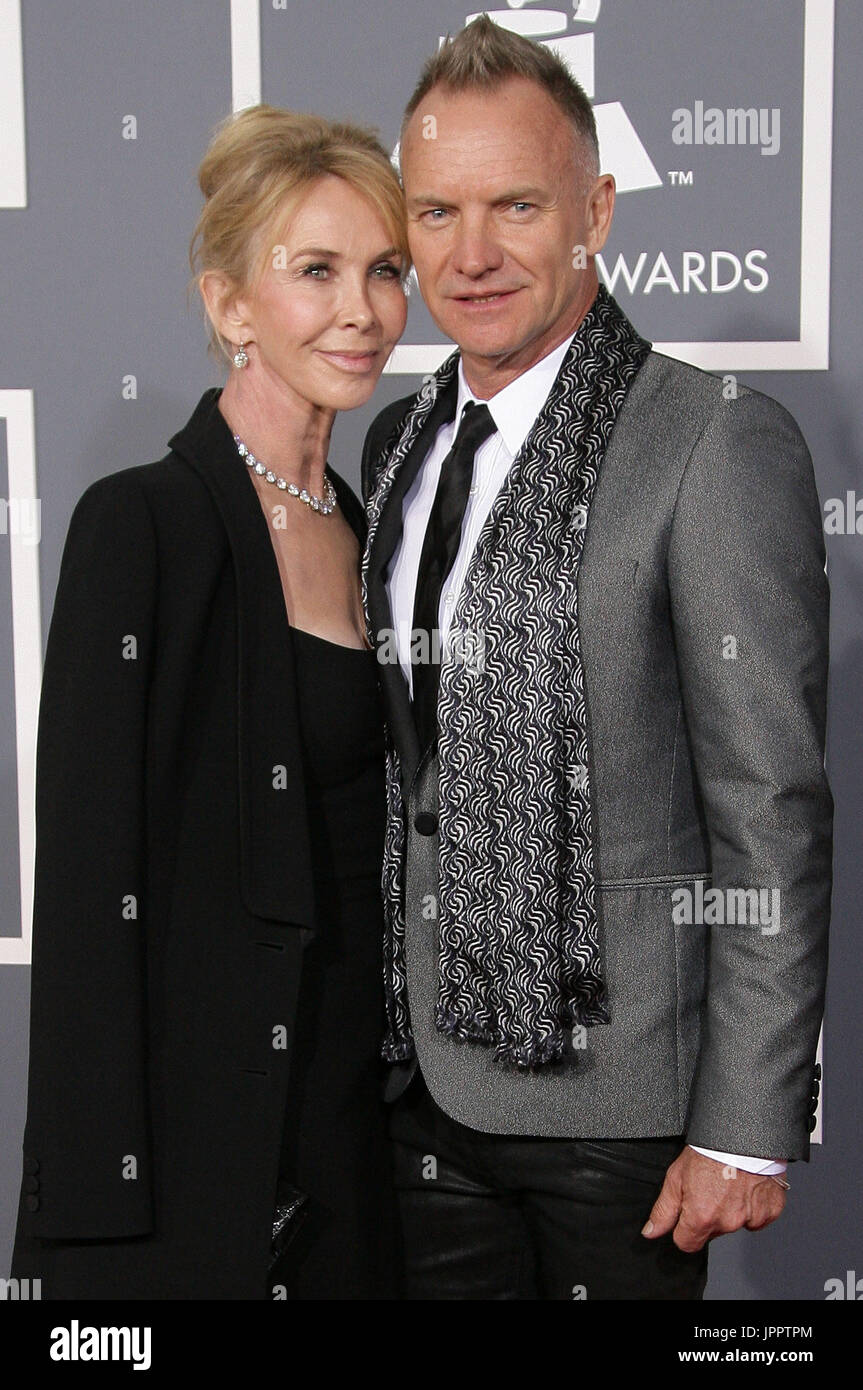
top-left (512, 202), bottom-right (533, 213)
top-left (425, 209), bottom-right (449, 221)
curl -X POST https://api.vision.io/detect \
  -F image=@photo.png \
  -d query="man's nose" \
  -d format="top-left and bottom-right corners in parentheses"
top-left (450, 218), bottom-right (505, 278)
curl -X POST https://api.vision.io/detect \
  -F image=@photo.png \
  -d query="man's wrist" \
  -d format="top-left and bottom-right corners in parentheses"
top-left (687, 1145), bottom-right (788, 1176)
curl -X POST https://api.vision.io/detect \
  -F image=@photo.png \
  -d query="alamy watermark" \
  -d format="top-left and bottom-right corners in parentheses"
top-left (672, 102), bottom-right (780, 157)
top-left (375, 625), bottom-right (486, 674)
top-left (0, 496), bottom-right (41, 546)
top-left (672, 881), bottom-right (780, 935)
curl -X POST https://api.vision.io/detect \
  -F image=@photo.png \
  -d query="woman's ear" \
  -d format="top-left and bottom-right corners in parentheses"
top-left (198, 270), bottom-right (253, 349)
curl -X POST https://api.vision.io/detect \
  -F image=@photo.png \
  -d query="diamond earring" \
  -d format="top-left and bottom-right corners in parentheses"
top-left (232, 341), bottom-right (249, 370)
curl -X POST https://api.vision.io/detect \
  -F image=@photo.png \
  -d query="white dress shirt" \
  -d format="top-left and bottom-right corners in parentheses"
top-left (383, 334), bottom-right (787, 1177)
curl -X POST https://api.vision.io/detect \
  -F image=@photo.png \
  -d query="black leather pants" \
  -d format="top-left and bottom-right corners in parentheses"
top-left (389, 1073), bottom-right (709, 1300)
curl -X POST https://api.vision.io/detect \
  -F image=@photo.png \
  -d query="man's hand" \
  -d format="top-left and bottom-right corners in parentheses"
top-left (641, 1147), bottom-right (787, 1252)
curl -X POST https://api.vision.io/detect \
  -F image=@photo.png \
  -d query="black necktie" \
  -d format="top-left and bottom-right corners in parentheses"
top-left (411, 400), bottom-right (497, 752)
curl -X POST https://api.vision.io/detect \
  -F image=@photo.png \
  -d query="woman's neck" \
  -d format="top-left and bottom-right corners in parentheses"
top-left (217, 367), bottom-right (335, 499)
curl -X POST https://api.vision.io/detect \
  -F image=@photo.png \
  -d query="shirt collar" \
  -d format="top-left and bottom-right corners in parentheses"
top-left (453, 329), bottom-right (577, 458)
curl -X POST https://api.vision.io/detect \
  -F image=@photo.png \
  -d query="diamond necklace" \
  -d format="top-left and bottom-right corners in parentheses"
top-left (233, 434), bottom-right (338, 516)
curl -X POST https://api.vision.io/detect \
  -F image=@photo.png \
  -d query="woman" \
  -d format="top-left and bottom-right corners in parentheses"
top-left (11, 104), bottom-right (409, 1299)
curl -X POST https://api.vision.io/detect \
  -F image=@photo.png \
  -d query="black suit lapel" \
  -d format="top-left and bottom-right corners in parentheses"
top-left (365, 375), bottom-right (459, 793)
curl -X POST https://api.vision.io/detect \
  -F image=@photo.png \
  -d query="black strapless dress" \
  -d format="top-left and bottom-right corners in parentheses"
top-left (269, 625), bottom-right (400, 1299)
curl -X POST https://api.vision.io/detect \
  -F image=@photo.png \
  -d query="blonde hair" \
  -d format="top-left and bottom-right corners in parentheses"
top-left (188, 103), bottom-right (410, 363)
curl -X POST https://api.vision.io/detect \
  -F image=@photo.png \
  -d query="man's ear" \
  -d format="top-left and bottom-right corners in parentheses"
top-left (585, 174), bottom-right (616, 256)
top-left (198, 270), bottom-right (253, 349)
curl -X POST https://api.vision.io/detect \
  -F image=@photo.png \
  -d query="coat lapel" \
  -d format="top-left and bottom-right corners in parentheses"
top-left (362, 359), bottom-right (460, 793)
top-left (168, 386), bottom-right (366, 929)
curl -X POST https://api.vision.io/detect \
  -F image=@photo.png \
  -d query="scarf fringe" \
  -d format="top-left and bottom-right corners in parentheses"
top-left (434, 1000), bottom-right (611, 1070)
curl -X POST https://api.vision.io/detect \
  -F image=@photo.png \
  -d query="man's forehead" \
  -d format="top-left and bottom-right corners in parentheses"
top-left (401, 132), bottom-right (571, 196)
top-left (402, 89), bottom-right (576, 173)
top-left (403, 170), bottom-right (553, 204)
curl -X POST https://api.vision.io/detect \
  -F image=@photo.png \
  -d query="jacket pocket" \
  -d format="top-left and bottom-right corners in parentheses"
top-left (597, 872), bottom-right (711, 891)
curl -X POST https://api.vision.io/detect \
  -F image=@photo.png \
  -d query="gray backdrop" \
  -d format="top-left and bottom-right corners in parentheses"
top-left (1, 0), bottom-right (859, 1300)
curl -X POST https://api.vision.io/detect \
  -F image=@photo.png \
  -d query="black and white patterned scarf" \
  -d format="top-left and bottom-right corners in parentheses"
top-left (364, 287), bottom-right (651, 1067)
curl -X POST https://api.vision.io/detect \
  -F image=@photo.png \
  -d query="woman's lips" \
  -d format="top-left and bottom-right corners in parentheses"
top-left (317, 349), bottom-right (381, 373)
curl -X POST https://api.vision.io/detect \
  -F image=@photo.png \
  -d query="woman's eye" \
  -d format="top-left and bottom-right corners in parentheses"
top-left (302, 263), bottom-right (329, 277)
top-left (372, 263), bottom-right (402, 278)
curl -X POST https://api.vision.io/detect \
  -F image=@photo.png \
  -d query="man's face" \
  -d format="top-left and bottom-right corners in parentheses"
top-left (400, 76), bottom-right (614, 386)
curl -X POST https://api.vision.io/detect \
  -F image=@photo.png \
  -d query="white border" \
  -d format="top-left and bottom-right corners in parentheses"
top-left (231, 0), bottom-right (261, 111)
top-left (385, 0), bottom-right (835, 375)
top-left (0, 0), bottom-right (27, 207)
top-left (0, 391), bottom-right (40, 966)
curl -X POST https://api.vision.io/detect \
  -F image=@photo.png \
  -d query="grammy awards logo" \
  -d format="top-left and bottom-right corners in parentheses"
top-left (456, 0), bottom-right (662, 193)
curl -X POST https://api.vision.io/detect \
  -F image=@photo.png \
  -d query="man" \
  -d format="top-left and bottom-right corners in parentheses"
top-left (360, 15), bottom-right (831, 1300)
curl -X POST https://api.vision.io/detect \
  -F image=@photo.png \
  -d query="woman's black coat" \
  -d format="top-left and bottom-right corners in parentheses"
top-left (11, 387), bottom-right (371, 1299)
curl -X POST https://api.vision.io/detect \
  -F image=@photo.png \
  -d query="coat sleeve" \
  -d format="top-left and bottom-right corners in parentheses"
top-left (17, 470), bottom-right (158, 1239)
top-left (667, 389), bottom-right (832, 1162)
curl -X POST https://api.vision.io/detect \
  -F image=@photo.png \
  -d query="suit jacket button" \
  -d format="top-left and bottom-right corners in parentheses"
top-left (23, 1176), bottom-right (39, 1194)
top-left (25, 1195), bottom-right (40, 1212)
top-left (23, 1156), bottom-right (39, 1175)
top-left (414, 812), bottom-right (438, 835)
top-left (813, 1063), bottom-right (822, 1080)
top-left (808, 1114), bottom-right (818, 1132)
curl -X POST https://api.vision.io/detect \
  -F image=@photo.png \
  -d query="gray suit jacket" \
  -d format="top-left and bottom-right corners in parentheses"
top-left (361, 349), bottom-right (831, 1162)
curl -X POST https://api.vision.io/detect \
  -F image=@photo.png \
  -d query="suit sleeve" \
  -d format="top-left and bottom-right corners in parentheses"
top-left (18, 472), bottom-right (158, 1239)
top-left (667, 390), bottom-right (832, 1161)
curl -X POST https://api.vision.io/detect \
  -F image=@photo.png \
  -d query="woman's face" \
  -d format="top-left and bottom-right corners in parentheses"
top-left (234, 174), bottom-right (408, 410)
